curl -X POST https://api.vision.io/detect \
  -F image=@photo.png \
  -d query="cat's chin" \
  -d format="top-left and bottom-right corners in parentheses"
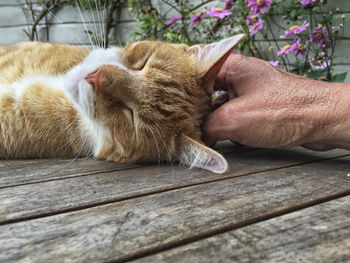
top-left (63, 66), bottom-right (94, 118)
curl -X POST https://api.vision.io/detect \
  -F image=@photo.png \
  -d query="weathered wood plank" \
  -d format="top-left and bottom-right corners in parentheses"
top-left (0, 158), bottom-right (142, 188)
top-left (1, 148), bottom-right (348, 224)
top-left (0, 142), bottom-right (252, 188)
top-left (135, 196), bottom-right (350, 263)
top-left (0, 158), bottom-right (56, 168)
top-left (0, 156), bottom-right (349, 262)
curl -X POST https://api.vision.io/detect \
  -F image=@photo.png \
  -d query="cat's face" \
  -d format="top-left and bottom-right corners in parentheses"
top-left (64, 35), bottom-right (245, 173)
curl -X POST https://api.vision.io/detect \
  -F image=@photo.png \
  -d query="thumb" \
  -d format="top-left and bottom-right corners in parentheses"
top-left (202, 97), bottom-right (247, 146)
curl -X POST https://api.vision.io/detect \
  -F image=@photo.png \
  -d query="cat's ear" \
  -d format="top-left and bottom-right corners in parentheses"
top-left (188, 34), bottom-right (246, 93)
top-left (177, 135), bottom-right (229, 174)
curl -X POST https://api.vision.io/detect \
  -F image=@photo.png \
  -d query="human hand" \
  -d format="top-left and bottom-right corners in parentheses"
top-left (202, 54), bottom-right (350, 150)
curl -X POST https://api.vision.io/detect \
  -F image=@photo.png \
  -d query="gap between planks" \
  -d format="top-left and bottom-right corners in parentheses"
top-left (1, 154), bottom-right (349, 226)
top-left (1, 149), bottom-right (348, 190)
top-left (111, 190), bottom-right (350, 263)
top-left (1, 155), bottom-right (349, 262)
top-left (131, 195), bottom-right (350, 263)
top-left (0, 163), bottom-right (144, 189)
top-left (0, 144), bottom-right (256, 189)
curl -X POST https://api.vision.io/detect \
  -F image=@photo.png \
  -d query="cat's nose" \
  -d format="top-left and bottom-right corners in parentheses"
top-left (85, 69), bottom-right (101, 94)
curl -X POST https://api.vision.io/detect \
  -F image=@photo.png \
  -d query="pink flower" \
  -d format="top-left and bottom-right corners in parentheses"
top-left (211, 90), bottom-right (227, 102)
top-left (310, 26), bottom-right (331, 48)
top-left (246, 0), bottom-right (272, 14)
top-left (249, 19), bottom-right (264, 36)
top-left (207, 7), bottom-right (232, 19)
top-left (224, 0), bottom-right (233, 9)
top-left (280, 21), bottom-right (309, 38)
top-left (165, 15), bottom-right (182, 25)
top-left (269, 61), bottom-right (279, 67)
top-left (320, 73), bottom-right (328, 81)
top-left (290, 38), bottom-right (305, 58)
top-left (300, 0), bottom-right (317, 7)
top-left (247, 13), bottom-right (259, 25)
top-left (311, 55), bottom-right (331, 70)
top-left (311, 60), bottom-right (330, 70)
top-left (191, 12), bottom-right (204, 27)
top-left (277, 44), bottom-right (292, 56)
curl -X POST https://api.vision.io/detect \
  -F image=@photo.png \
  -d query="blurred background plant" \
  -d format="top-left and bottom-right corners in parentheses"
top-left (127, 0), bottom-right (347, 82)
top-left (29, 0), bottom-right (347, 82)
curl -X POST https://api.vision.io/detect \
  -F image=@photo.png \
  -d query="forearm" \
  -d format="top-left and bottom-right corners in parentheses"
top-left (203, 53), bottom-right (350, 150)
top-left (298, 77), bottom-right (350, 149)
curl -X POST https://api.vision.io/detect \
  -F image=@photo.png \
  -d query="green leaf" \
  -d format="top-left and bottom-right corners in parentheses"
top-left (333, 72), bottom-right (348, 82)
top-left (306, 71), bottom-right (325, 80)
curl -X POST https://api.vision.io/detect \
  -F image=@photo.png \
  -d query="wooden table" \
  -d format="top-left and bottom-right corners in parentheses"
top-left (1, 143), bottom-right (350, 262)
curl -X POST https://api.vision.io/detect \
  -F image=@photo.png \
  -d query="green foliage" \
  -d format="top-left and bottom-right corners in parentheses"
top-left (32, 0), bottom-right (349, 83)
top-left (128, 0), bottom-right (348, 82)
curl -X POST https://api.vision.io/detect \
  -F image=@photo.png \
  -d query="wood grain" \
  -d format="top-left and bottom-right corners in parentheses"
top-left (0, 142), bottom-right (252, 188)
top-left (0, 156), bottom-right (349, 262)
top-left (1, 148), bottom-right (348, 223)
top-left (135, 196), bottom-right (350, 263)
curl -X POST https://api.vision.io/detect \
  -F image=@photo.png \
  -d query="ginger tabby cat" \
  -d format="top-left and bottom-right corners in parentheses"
top-left (0, 34), bottom-right (245, 173)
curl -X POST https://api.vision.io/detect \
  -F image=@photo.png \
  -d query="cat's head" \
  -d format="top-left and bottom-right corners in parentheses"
top-left (64, 34), bottom-right (245, 173)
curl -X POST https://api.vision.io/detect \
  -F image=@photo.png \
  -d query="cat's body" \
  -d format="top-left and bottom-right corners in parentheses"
top-left (0, 42), bottom-right (91, 158)
top-left (0, 35), bottom-right (245, 173)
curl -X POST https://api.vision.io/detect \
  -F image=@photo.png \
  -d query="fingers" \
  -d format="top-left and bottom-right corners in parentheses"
top-left (202, 98), bottom-right (246, 145)
top-left (215, 54), bottom-right (276, 96)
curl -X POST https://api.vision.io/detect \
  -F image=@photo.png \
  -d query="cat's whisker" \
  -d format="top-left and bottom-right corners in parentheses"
top-left (86, 0), bottom-right (101, 47)
top-left (76, 0), bottom-right (95, 48)
top-left (74, 127), bottom-right (92, 158)
top-left (55, 115), bottom-right (80, 153)
top-left (152, 122), bottom-right (166, 149)
top-left (144, 125), bottom-right (161, 166)
top-left (38, 3), bottom-right (82, 46)
top-left (57, 116), bottom-right (78, 138)
top-left (171, 159), bottom-right (176, 178)
top-left (151, 122), bottom-right (175, 172)
top-left (44, 128), bottom-right (92, 177)
top-left (102, 0), bottom-right (107, 48)
top-left (95, 0), bottom-right (105, 48)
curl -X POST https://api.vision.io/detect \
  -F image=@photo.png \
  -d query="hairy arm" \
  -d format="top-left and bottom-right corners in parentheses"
top-left (202, 54), bottom-right (350, 151)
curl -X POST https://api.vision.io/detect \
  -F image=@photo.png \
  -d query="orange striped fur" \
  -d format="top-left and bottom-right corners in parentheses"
top-left (0, 35), bottom-right (245, 173)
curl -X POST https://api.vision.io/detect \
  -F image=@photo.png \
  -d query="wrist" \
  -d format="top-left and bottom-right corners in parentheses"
top-left (307, 80), bottom-right (350, 149)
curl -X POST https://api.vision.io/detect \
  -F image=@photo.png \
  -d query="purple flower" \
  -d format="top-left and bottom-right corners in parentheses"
top-left (211, 90), bottom-right (227, 102)
top-left (191, 12), bottom-right (204, 27)
top-left (165, 15), bottom-right (182, 25)
top-left (269, 61), bottom-right (279, 67)
top-left (280, 21), bottom-right (309, 38)
top-left (224, 0), bottom-right (233, 9)
top-left (277, 44), bottom-right (292, 56)
top-left (246, 0), bottom-right (272, 14)
top-left (332, 26), bottom-right (339, 34)
top-left (311, 55), bottom-right (331, 70)
top-left (207, 7), bottom-right (232, 19)
top-left (320, 72), bottom-right (328, 80)
top-left (290, 38), bottom-right (305, 58)
top-left (310, 26), bottom-right (331, 48)
top-left (249, 19), bottom-right (264, 36)
top-left (247, 13), bottom-right (259, 25)
top-left (300, 0), bottom-right (317, 7)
